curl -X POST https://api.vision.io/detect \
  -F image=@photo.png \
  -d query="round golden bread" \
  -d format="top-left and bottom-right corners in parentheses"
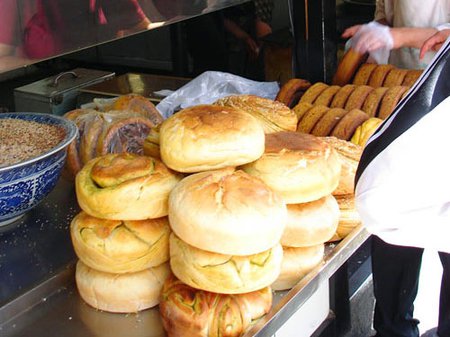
top-left (160, 104), bottom-right (265, 172)
top-left (321, 137), bottom-right (362, 195)
top-left (71, 212), bottom-right (170, 273)
top-left (361, 87), bottom-right (389, 117)
top-left (241, 132), bottom-right (341, 204)
top-left (314, 85), bottom-right (341, 106)
top-left (160, 274), bottom-right (272, 337)
top-left (170, 233), bottom-right (282, 294)
top-left (332, 48), bottom-right (368, 86)
top-left (311, 108), bottom-right (348, 137)
top-left (378, 86), bottom-right (408, 119)
top-left (168, 168), bottom-right (287, 255)
top-left (330, 84), bottom-right (356, 108)
top-left (76, 153), bottom-right (182, 220)
top-left (344, 85), bottom-right (374, 111)
top-left (329, 194), bottom-right (361, 241)
top-left (281, 195), bottom-right (340, 247)
top-left (331, 109), bottom-right (369, 141)
top-left (368, 64), bottom-right (395, 87)
top-left (299, 82), bottom-right (329, 104)
top-left (383, 68), bottom-right (408, 87)
top-left (352, 63), bottom-right (377, 85)
top-left (214, 94), bottom-right (298, 133)
top-left (275, 78), bottom-right (312, 108)
top-left (292, 102), bottom-right (313, 120)
top-left (402, 69), bottom-right (423, 86)
top-left (297, 105), bottom-right (330, 134)
top-left (272, 245), bottom-right (325, 291)
top-left (75, 260), bottom-right (170, 313)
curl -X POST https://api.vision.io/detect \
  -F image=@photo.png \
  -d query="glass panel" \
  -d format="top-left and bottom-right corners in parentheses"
top-left (0, 0), bottom-right (250, 74)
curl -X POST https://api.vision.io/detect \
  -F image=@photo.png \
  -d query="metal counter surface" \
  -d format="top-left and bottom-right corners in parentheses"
top-left (0, 179), bottom-right (370, 337)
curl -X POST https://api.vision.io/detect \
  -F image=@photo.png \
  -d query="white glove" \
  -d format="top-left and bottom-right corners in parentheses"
top-left (351, 22), bottom-right (394, 64)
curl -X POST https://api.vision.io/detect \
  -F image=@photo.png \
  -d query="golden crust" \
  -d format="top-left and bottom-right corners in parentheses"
top-left (361, 87), bottom-right (389, 117)
top-left (299, 82), bottom-right (329, 104)
top-left (215, 94), bottom-right (298, 132)
top-left (169, 233), bottom-right (283, 294)
top-left (383, 68), bottom-right (409, 87)
top-left (292, 102), bottom-right (313, 121)
top-left (297, 105), bottom-right (330, 134)
top-left (402, 69), bottom-right (423, 87)
top-left (330, 84), bottom-right (356, 108)
top-left (275, 78), bottom-right (312, 108)
top-left (332, 48), bottom-right (368, 86)
top-left (378, 86), bottom-right (409, 119)
top-left (160, 274), bottom-right (272, 337)
top-left (352, 63), bottom-right (377, 85)
top-left (328, 194), bottom-right (361, 241)
top-left (241, 132), bottom-right (342, 204)
top-left (331, 109), bottom-right (369, 141)
top-left (314, 85), bottom-right (341, 106)
top-left (368, 64), bottom-right (395, 87)
top-left (311, 108), bottom-right (348, 137)
top-left (344, 85), bottom-right (374, 110)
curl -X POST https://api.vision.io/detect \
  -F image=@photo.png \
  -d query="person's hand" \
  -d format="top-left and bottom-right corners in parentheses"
top-left (350, 22), bottom-right (394, 54)
top-left (255, 18), bottom-right (272, 39)
top-left (342, 24), bottom-right (362, 39)
top-left (420, 29), bottom-right (450, 59)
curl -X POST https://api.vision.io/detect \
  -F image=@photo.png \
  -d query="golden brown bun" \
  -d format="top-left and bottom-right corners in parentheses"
top-left (377, 86), bottom-right (408, 119)
top-left (383, 68), bottom-right (408, 87)
top-left (344, 85), bottom-right (374, 111)
top-left (292, 102), bottom-right (313, 120)
top-left (331, 109), bottom-right (369, 141)
top-left (241, 132), bottom-right (342, 204)
top-left (170, 233), bottom-right (283, 294)
top-left (160, 104), bottom-right (265, 172)
top-left (169, 168), bottom-right (287, 255)
top-left (361, 87), bottom-right (389, 117)
top-left (75, 260), bottom-right (170, 313)
top-left (71, 212), bottom-right (170, 273)
top-left (281, 195), bottom-right (340, 247)
top-left (160, 274), bottom-right (272, 337)
top-left (329, 194), bottom-right (361, 241)
top-left (330, 84), bottom-right (356, 108)
top-left (272, 245), bottom-right (324, 291)
top-left (332, 48), bottom-right (368, 86)
top-left (368, 64), bottom-right (395, 87)
top-left (299, 82), bottom-right (329, 104)
top-left (215, 94), bottom-right (298, 133)
top-left (321, 137), bottom-right (362, 195)
top-left (275, 78), bottom-right (312, 108)
top-left (297, 105), bottom-right (330, 134)
top-left (76, 153), bottom-right (182, 220)
top-left (402, 69), bottom-right (423, 86)
top-left (352, 63), bottom-right (377, 85)
top-left (314, 85), bottom-right (341, 106)
top-left (311, 108), bottom-right (348, 137)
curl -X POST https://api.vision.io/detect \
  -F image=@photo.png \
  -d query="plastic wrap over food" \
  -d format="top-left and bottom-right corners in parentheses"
top-left (63, 107), bottom-right (160, 178)
top-left (155, 71), bottom-right (280, 118)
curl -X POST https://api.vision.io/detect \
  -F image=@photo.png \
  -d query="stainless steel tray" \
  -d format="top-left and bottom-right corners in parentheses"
top-left (0, 217), bottom-right (369, 337)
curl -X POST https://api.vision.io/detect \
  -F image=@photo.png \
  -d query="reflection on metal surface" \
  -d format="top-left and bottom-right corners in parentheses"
top-left (0, 0), bottom-right (250, 74)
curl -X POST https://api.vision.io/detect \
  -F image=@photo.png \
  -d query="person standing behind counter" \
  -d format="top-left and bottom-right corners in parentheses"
top-left (355, 31), bottom-right (450, 337)
top-left (342, 0), bottom-right (450, 69)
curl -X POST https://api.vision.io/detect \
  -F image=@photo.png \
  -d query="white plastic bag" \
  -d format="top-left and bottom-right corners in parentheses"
top-left (155, 71), bottom-right (280, 119)
top-left (351, 22), bottom-right (394, 64)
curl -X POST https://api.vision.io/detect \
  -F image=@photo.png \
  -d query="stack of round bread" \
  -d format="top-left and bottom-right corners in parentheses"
top-left (157, 104), bottom-right (285, 336)
top-left (241, 132), bottom-right (342, 290)
top-left (71, 152), bottom-right (182, 313)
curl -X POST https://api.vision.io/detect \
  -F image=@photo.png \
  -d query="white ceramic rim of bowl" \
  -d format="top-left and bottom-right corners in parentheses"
top-left (0, 112), bottom-right (78, 172)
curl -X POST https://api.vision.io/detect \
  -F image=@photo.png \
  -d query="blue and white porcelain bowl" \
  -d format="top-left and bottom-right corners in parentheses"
top-left (0, 113), bottom-right (78, 226)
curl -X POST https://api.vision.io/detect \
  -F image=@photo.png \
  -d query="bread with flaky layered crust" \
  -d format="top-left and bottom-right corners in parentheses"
top-left (328, 194), bottom-right (361, 241)
top-left (321, 137), bottom-right (363, 195)
top-left (76, 153), bottom-right (182, 220)
top-left (281, 195), bottom-right (340, 247)
top-left (170, 233), bottom-right (282, 294)
top-left (71, 212), bottom-right (170, 273)
top-left (241, 132), bottom-right (341, 204)
top-left (76, 260), bottom-right (170, 313)
top-left (160, 274), bottom-right (272, 337)
top-left (272, 245), bottom-right (325, 291)
top-left (169, 168), bottom-right (287, 255)
top-left (214, 94), bottom-right (298, 133)
top-left (160, 104), bottom-right (265, 172)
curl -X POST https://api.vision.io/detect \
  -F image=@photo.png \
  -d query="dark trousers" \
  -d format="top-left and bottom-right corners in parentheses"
top-left (372, 236), bottom-right (450, 337)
